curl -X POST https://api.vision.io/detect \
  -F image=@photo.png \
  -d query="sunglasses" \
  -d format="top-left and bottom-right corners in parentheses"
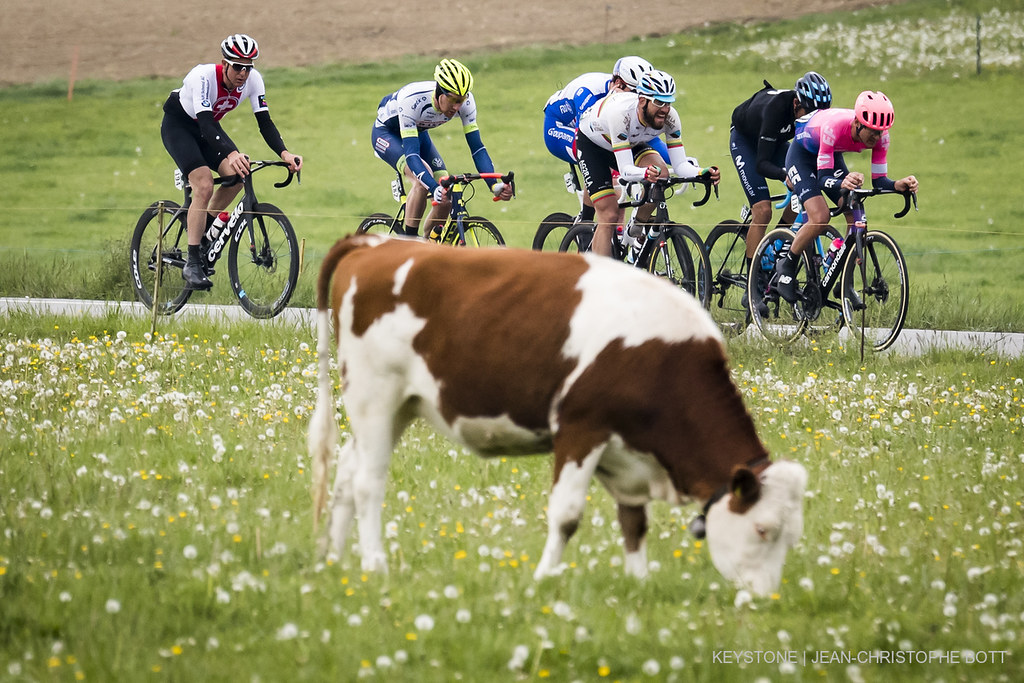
top-left (650, 98), bottom-right (672, 109)
top-left (225, 60), bottom-right (254, 73)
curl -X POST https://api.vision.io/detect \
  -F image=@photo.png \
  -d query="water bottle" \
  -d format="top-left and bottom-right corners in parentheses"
top-left (207, 211), bottom-right (230, 241)
top-left (822, 237), bottom-right (843, 269)
top-left (760, 240), bottom-right (779, 272)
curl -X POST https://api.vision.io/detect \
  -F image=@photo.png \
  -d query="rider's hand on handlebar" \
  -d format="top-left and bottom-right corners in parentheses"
top-left (895, 175), bottom-right (919, 193)
top-left (491, 181), bottom-right (513, 201)
top-left (841, 172), bottom-right (864, 191)
top-left (432, 185), bottom-right (448, 205)
top-left (702, 165), bottom-right (721, 185)
top-left (643, 164), bottom-right (662, 182)
top-left (226, 150), bottom-right (251, 176)
top-left (282, 151), bottom-right (302, 173)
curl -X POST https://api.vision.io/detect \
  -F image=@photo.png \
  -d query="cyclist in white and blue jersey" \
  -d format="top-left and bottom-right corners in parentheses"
top-left (371, 59), bottom-right (513, 237)
top-left (542, 57), bottom-right (668, 224)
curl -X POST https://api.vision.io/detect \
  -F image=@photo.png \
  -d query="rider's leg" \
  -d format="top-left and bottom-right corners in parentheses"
top-left (592, 194), bottom-right (624, 258)
top-left (205, 155), bottom-right (245, 218)
top-left (186, 167), bottom-right (215, 247)
top-left (746, 200), bottom-right (772, 259)
top-left (402, 167), bottom-right (429, 236)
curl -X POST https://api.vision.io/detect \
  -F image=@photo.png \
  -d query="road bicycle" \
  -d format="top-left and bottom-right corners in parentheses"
top-left (748, 187), bottom-right (916, 354)
top-left (129, 160), bottom-right (300, 319)
top-left (357, 171), bottom-right (512, 247)
top-left (705, 193), bottom-right (841, 332)
top-left (557, 175), bottom-right (715, 307)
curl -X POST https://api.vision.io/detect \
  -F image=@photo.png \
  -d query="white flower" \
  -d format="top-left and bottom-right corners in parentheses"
top-left (105, 599), bottom-right (121, 614)
top-left (734, 589), bottom-right (753, 608)
top-left (642, 659), bottom-right (660, 675)
top-left (276, 623), bottom-right (299, 640)
top-left (414, 614), bottom-right (434, 631)
top-left (455, 609), bottom-right (471, 624)
top-left (183, 545), bottom-right (198, 560)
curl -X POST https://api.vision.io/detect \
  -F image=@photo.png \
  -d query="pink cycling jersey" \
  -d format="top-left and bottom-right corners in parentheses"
top-left (793, 108), bottom-right (890, 179)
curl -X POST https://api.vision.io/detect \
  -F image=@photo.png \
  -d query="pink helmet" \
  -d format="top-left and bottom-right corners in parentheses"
top-left (854, 90), bottom-right (894, 131)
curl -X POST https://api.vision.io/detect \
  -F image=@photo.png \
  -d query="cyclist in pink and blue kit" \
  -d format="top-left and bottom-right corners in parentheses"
top-left (774, 90), bottom-right (919, 302)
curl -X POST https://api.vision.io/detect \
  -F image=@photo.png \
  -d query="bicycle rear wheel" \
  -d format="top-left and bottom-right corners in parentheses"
top-left (357, 212), bottom-right (398, 236)
top-left (128, 200), bottom-right (193, 315)
top-left (450, 216), bottom-right (504, 247)
top-left (558, 223), bottom-right (594, 253)
top-left (228, 202), bottom-right (300, 319)
top-left (840, 229), bottom-right (909, 352)
top-left (533, 212), bottom-right (575, 251)
top-left (704, 219), bottom-right (749, 330)
top-left (643, 224), bottom-right (711, 308)
top-left (748, 228), bottom-right (811, 345)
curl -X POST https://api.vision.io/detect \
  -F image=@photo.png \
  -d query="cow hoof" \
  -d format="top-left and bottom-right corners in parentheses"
top-left (361, 553), bottom-right (388, 574)
top-left (533, 562), bottom-right (568, 580)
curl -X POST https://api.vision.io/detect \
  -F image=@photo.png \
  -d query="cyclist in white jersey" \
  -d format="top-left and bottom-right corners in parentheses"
top-left (161, 34), bottom-right (302, 290)
top-left (575, 69), bottom-right (720, 257)
top-left (371, 59), bottom-right (513, 237)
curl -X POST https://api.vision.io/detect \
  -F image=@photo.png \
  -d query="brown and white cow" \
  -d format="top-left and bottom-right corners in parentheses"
top-left (309, 234), bottom-right (807, 596)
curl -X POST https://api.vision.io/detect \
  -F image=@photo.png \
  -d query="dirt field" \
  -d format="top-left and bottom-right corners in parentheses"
top-left (1, 0), bottom-right (893, 86)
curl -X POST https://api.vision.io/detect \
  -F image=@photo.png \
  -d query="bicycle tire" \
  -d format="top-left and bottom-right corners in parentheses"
top-left (227, 202), bottom-right (300, 319)
top-left (748, 227), bottom-right (811, 345)
top-left (128, 200), bottom-right (193, 315)
top-left (839, 229), bottom-right (909, 352)
top-left (357, 212), bottom-right (398, 236)
top-left (642, 224), bottom-right (711, 308)
top-left (704, 219), bottom-right (749, 329)
top-left (533, 212), bottom-right (575, 251)
top-left (558, 223), bottom-right (594, 253)
top-left (450, 215), bottom-right (504, 247)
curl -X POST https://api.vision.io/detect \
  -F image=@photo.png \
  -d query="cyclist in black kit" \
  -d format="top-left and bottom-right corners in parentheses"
top-left (729, 72), bottom-right (831, 310)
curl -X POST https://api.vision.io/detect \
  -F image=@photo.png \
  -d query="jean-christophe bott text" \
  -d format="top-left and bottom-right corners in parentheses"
top-left (713, 650), bottom-right (1009, 666)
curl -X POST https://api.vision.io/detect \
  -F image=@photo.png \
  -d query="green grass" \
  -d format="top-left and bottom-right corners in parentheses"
top-left (0, 0), bottom-right (1023, 331)
top-left (1, 311), bottom-right (1021, 681)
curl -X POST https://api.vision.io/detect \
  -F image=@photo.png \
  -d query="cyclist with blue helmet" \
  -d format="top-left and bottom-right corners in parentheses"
top-left (371, 59), bottom-right (513, 238)
top-left (576, 69), bottom-right (720, 257)
top-left (542, 56), bottom-right (671, 226)
top-left (729, 71), bottom-right (832, 309)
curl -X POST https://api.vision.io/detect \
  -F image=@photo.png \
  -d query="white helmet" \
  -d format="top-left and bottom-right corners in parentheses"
top-left (221, 34), bottom-right (259, 60)
top-left (612, 56), bottom-right (654, 89)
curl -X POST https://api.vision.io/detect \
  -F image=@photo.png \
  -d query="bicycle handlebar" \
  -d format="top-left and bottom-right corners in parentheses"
top-left (437, 171), bottom-right (516, 202)
top-left (617, 173), bottom-right (718, 209)
top-left (841, 187), bottom-right (918, 218)
top-left (214, 159), bottom-right (300, 190)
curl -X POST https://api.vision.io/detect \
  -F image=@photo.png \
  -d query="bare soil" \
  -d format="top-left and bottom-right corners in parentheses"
top-left (1, 0), bottom-right (892, 87)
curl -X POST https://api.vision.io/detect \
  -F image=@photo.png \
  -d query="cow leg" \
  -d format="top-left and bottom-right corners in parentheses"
top-left (324, 438), bottom-right (357, 558)
top-left (534, 442), bottom-right (605, 579)
top-left (617, 503), bottom-right (649, 579)
top-left (348, 411), bottom-right (403, 574)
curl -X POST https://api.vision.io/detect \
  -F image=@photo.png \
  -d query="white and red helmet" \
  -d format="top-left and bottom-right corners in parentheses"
top-left (221, 34), bottom-right (259, 61)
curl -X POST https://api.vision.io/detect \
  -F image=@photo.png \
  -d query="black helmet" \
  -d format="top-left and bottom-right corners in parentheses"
top-left (794, 71), bottom-right (831, 111)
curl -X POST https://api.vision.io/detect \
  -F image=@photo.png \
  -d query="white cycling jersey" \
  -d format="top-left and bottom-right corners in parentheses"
top-left (375, 81), bottom-right (480, 135)
top-left (172, 64), bottom-right (269, 122)
top-left (577, 90), bottom-right (701, 182)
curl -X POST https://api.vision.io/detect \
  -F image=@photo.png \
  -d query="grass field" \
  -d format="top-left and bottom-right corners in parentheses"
top-left (1, 311), bottom-right (1021, 681)
top-left (2, 1), bottom-right (1024, 681)
top-left (1, 0), bottom-right (1023, 331)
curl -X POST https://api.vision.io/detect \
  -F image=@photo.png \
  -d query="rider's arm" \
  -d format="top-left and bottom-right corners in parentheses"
top-left (460, 98), bottom-right (498, 188)
top-left (243, 71), bottom-right (288, 157)
top-left (754, 98), bottom-right (791, 181)
top-left (400, 131), bottom-right (439, 191)
top-left (868, 133), bottom-right (895, 191)
top-left (254, 111), bottom-right (287, 156)
top-left (664, 111), bottom-right (702, 178)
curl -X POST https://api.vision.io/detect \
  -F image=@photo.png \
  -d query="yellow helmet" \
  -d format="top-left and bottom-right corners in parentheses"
top-left (434, 59), bottom-right (474, 96)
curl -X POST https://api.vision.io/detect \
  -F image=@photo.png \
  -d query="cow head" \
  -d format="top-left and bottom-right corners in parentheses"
top-left (704, 461), bottom-right (807, 596)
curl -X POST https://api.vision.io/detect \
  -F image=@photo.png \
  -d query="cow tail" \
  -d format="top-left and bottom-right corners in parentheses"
top-left (309, 236), bottom-right (363, 530)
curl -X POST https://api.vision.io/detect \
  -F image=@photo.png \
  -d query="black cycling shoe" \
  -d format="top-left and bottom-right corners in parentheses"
top-left (742, 270), bottom-right (770, 317)
top-left (182, 260), bottom-right (213, 290)
top-left (774, 254), bottom-right (800, 304)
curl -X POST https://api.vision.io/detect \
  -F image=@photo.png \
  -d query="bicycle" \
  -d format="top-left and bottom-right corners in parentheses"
top-left (748, 188), bottom-right (916, 354)
top-left (357, 171), bottom-right (512, 247)
top-left (557, 174), bottom-right (716, 307)
top-left (705, 193), bottom-right (842, 332)
top-left (129, 160), bottom-right (301, 319)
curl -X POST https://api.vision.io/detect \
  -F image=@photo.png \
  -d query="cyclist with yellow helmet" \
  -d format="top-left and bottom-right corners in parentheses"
top-left (371, 59), bottom-right (513, 237)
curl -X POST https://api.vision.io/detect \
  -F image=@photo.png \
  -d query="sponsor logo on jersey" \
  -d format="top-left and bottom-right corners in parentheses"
top-left (780, 124), bottom-right (792, 134)
top-left (258, 94), bottom-right (267, 109)
top-left (822, 130), bottom-right (835, 148)
top-left (616, 133), bottom-right (628, 141)
top-left (202, 99), bottom-right (212, 108)
top-left (374, 138), bottom-right (390, 153)
top-left (214, 95), bottom-right (241, 117)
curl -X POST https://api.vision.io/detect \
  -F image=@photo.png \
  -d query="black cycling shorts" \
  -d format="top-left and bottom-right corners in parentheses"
top-left (160, 95), bottom-right (228, 177)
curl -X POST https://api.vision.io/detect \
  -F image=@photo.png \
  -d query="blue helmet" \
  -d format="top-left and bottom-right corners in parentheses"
top-left (794, 71), bottom-right (831, 111)
top-left (636, 69), bottom-right (676, 103)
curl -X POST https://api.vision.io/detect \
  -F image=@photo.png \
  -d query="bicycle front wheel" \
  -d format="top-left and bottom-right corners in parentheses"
top-left (452, 216), bottom-right (505, 247)
top-left (228, 202), bottom-right (300, 319)
top-left (128, 200), bottom-right (193, 315)
top-left (533, 212), bottom-right (575, 251)
top-left (357, 212), bottom-right (398, 236)
top-left (558, 223), bottom-right (594, 253)
top-left (643, 224), bottom-right (711, 308)
top-left (748, 228), bottom-right (810, 345)
top-left (839, 229), bottom-right (909, 352)
top-left (704, 220), bottom-right (749, 329)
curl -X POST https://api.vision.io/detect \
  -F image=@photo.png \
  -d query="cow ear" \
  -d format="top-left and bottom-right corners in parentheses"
top-left (728, 466), bottom-right (762, 514)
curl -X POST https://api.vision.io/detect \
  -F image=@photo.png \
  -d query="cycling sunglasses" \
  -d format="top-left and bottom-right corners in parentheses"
top-left (225, 60), bottom-right (255, 73)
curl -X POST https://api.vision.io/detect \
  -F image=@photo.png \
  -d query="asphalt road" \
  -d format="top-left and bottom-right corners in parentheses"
top-left (2, 297), bottom-right (1022, 358)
